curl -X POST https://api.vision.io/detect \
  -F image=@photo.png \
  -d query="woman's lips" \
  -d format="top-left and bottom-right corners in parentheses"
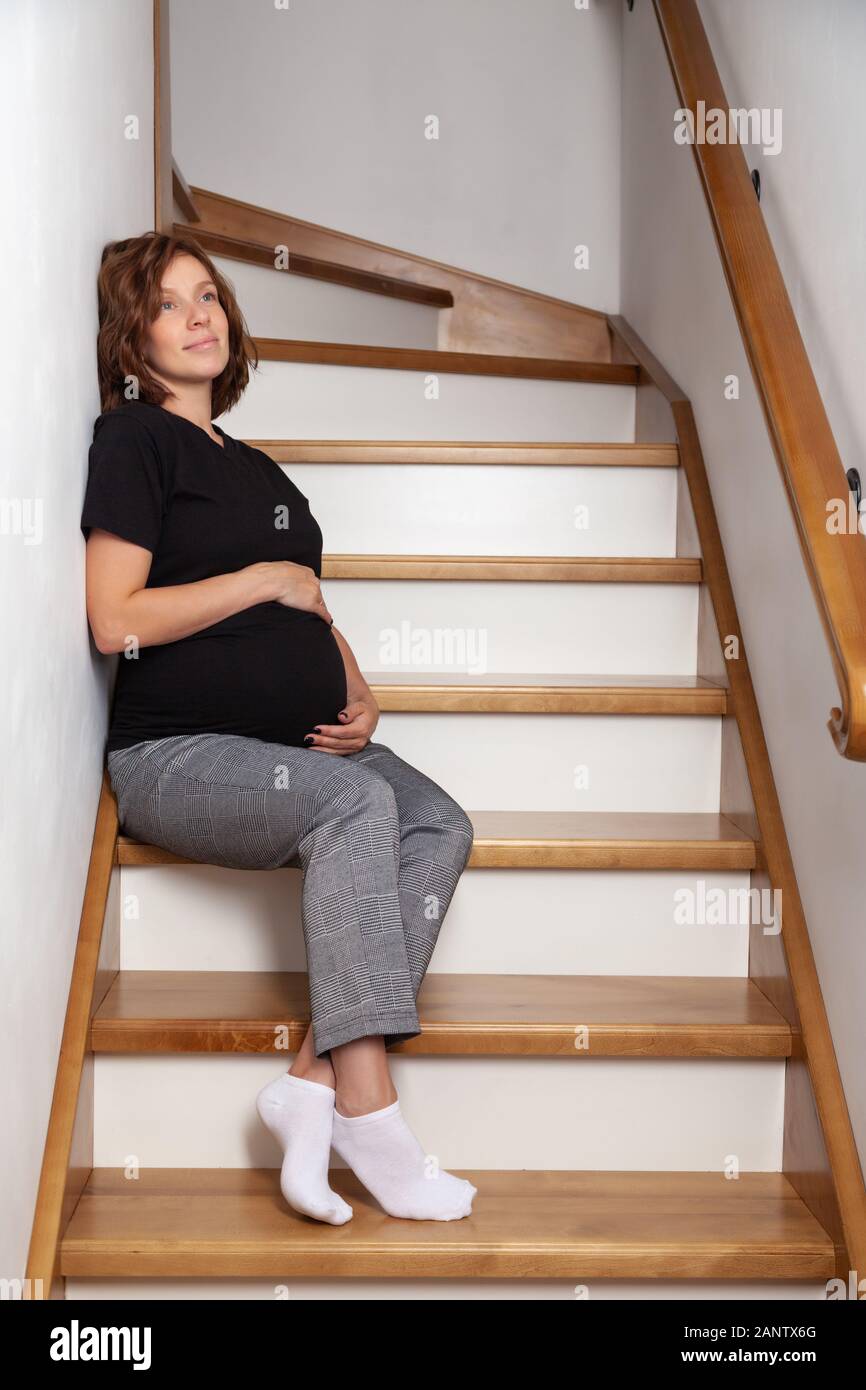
top-left (185, 338), bottom-right (218, 351)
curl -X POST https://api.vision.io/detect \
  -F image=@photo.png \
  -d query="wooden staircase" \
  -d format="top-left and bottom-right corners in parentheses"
top-left (51, 425), bottom-right (846, 1290)
top-left (33, 184), bottom-right (862, 1296)
top-left (51, 405), bottom-right (848, 1292)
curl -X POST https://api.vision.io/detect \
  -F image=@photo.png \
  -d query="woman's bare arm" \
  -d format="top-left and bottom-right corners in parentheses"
top-left (84, 529), bottom-right (331, 654)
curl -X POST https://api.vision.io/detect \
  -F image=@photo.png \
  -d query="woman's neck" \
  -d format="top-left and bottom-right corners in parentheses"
top-left (154, 381), bottom-right (216, 439)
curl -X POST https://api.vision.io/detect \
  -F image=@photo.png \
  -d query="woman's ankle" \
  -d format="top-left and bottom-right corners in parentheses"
top-left (288, 1059), bottom-right (336, 1090)
top-left (335, 1085), bottom-right (398, 1118)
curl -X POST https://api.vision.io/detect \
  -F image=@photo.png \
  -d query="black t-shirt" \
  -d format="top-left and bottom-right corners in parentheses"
top-left (80, 400), bottom-right (347, 752)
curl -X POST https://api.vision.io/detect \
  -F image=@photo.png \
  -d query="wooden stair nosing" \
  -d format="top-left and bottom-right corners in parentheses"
top-left (252, 336), bottom-right (640, 384)
top-left (366, 672), bottom-right (727, 714)
top-left (60, 1169), bottom-right (836, 1280)
top-left (249, 441), bottom-right (681, 467)
top-left (319, 554), bottom-right (702, 582)
top-left (89, 971), bottom-right (792, 1058)
top-left (115, 811), bottom-right (755, 870)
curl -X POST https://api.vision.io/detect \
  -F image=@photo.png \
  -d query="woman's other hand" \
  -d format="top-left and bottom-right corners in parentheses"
top-left (303, 695), bottom-right (380, 754)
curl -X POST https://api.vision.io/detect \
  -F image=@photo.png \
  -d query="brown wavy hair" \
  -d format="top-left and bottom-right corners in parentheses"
top-left (95, 230), bottom-right (258, 416)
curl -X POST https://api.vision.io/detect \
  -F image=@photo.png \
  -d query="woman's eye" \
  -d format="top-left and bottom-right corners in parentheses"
top-left (159, 293), bottom-right (215, 310)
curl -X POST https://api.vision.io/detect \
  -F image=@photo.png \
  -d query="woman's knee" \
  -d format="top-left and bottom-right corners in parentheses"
top-left (325, 759), bottom-right (399, 816)
top-left (409, 791), bottom-right (474, 869)
top-left (426, 785), bottom-right (473, 840)
top-left (444, 800), bottom-right (475, 868)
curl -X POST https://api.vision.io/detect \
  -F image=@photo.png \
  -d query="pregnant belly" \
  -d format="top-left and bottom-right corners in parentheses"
top-left (114, 607), bottom-right (349, 748)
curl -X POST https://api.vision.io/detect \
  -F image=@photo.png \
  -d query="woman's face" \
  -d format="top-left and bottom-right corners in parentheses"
top-left (144, 253), bottom-right (230, 390)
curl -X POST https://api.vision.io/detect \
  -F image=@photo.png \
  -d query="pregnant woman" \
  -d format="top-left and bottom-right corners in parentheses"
top-left (80, 231), bottom-right (477, 1226)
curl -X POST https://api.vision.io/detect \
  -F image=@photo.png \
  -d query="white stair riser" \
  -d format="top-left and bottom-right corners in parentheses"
top-left (119, 867), bottom-right (752, 976)
top-left (323, 580), bottom-right (699, 674)
top-left (282, 462), bottom-right (678, 557)
top-left (66, 1277), bottom-right (831, 1301)
top-left (211, 254), bottom-right (439, 349)
top-left (371, 711), bottom-right (721, 811)
top-left (93, 1055), bottom-right (784, 1170)
top-left (221, 361), bottom-right (636, 442)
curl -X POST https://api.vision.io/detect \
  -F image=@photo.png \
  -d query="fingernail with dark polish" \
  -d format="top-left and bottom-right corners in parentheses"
top-left (303, 736), bottom-right (314, 745)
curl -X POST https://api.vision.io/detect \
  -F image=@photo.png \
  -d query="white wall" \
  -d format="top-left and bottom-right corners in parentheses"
top-left (0, 0), bottom-right (153, 1283)
top-left (170, 0), bottom-right (623, 309)
top-left (621, 0), bottom-right (866, 1173)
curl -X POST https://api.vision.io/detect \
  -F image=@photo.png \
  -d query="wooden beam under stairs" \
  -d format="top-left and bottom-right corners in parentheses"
top-left (178, 184), bottom-right (622, 363)
top-left (176, 222), bottom-right (454, 307)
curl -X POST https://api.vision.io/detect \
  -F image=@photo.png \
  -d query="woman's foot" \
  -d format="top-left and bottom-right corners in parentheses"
top-left (330, 1098), bottom-right (477, 1221)
top-left (256, 1073), bottom-right (352, 1225)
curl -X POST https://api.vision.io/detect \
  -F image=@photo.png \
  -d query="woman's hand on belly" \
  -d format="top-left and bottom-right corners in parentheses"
top-left (303, 693), bottom-right (380, 755)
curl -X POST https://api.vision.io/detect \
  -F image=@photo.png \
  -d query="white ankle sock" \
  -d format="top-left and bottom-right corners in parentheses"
top-left (256, 1072), bottom-right (352, 1225)
top-left (330, 1099), bottom-right (477, 1221)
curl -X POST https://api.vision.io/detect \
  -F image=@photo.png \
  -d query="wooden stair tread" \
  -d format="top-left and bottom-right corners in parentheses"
top-left (253, 440), bottom-right (680, 466)
top-left (466, 811), bottom-right (755, 866)
top-left (60, 1169), bottom-right (835, 1280)
top-left (90, 972), bottom-right (791, 1057)
top-left (365, 671), bottom-right (727, 714)
top-left (253, 337), bottom-right (639, 384)
top-left (321, 554), bottom-right (702, 581)
top-left (116, 810), bottom-right (755, 869)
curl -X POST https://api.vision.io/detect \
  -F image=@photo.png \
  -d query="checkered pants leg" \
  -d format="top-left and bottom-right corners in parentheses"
top-left (107, 732), bottom-right (474, 1057)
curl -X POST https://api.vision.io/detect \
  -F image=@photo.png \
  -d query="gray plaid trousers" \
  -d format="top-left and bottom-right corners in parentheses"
top-left (107, 733), bottom-right (475, 1057)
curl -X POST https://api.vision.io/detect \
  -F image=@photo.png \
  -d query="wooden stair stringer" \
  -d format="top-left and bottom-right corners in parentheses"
top-left (609, 312), bottom-right (861, 1280)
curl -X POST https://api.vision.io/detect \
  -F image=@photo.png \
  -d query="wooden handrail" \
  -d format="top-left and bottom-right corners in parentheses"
top-left (652, 0), bottom-right (866, 759)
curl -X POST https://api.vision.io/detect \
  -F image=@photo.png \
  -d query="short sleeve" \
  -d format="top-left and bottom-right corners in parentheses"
top-left (80, 412), bottom-right (166, 553)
